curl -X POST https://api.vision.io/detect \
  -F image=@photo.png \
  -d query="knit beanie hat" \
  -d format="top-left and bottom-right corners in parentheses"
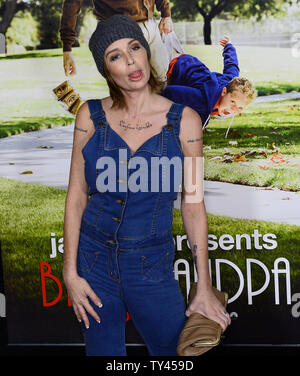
top-left (89, 14), bottom-right (151, 78)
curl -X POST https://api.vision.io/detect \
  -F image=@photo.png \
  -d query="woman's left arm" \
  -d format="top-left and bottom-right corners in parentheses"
top-left (179, 106), bottom-right (231, 332)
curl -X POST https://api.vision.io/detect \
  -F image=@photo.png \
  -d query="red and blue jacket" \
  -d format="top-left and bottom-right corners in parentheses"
top-left (160, 43), bottom-right (240, 128)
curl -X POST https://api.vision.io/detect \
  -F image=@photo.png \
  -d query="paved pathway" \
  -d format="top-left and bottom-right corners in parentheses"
top-left (253, 92), bottom-right (300, 103)
top-left (174, 181), bottom-right (300, 226)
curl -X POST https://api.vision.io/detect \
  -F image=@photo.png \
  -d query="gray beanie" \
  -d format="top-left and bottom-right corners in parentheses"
top-left (89, 14), bottom-right (151, 77)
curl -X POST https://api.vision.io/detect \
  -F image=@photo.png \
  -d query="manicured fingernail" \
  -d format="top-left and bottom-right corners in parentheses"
top-left (97, 320), bottom-right (101, 324)
top-left (85, 324), bottom-right (89, 329)
top-left (98, 302), bottom-right (103, 308)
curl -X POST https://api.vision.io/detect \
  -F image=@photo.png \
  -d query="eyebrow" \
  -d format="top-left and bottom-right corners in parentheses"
top-left (105, 39), bottom-right (138, 58)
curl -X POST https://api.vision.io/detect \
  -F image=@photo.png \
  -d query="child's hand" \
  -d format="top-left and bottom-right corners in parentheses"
top-left (219, 36), bottom-right (231, 48)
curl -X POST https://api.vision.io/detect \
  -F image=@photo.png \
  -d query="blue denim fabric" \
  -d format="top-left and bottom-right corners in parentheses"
top-left (78, 99), bottom-right (187, 356)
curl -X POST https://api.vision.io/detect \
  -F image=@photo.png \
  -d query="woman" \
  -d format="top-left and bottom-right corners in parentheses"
top-left (63, 14), bottom-right (230, 356)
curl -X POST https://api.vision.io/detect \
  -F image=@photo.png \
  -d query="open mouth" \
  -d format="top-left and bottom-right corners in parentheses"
top-left (128, 70), bottom-right (143, 80)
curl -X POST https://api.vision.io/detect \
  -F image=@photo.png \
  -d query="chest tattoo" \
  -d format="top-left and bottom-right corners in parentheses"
top-left (119, 120), bottom-right (153, 131)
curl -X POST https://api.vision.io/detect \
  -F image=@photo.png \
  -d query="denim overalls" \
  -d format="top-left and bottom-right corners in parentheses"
top-left (77, 99), bottom-right (188, 356)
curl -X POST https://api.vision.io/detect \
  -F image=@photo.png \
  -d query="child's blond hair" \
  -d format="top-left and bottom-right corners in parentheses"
top-left (226, 77), bottom-right (257, 103)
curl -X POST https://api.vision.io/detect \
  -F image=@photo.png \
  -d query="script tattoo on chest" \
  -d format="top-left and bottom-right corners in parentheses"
top-left (119, 120), bottom-right (153, 131)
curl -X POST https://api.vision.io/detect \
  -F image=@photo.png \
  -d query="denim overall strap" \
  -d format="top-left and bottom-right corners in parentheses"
top-left (87, 99), bottom-right (106, 130)
top-left (165, 103), bottom-right (185, 154)
top-left (166, 103), bottom-right (185, 135)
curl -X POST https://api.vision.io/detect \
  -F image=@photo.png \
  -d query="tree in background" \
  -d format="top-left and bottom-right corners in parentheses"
top-left (6, 10), bottom-right (39, 50)
top-left (171, 0), bottom-right (295, 44)
top-left (0, 0), bottom-right (92, 50)
top-left (0, 0), bottom-right (31, 52)
top-left (0, 0), bottom-right (28, 35)
top-left (30, 0), bottom-right (64, 49)
top-left (73, 0), bottom-right (91, 47)
top-left (32, 0), bottom-right (91, 49)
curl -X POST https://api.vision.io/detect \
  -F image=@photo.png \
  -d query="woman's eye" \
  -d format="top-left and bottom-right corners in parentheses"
top-left (110, 54), bottom-right (120, 62)
top-left (131, 44), bottom-right (140, 51)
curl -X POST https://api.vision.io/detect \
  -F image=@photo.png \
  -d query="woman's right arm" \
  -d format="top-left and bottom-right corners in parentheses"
top-left (63, 101), bottom-right (91, 278)
top-left (63, 101), bottom-right (102, 328)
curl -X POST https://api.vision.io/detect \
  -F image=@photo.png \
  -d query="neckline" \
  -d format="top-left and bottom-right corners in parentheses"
top-left (100, 99), bottom-right (175, 157)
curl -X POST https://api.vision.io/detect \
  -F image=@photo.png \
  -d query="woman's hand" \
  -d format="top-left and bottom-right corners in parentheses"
top-left (185, 286), bottom-right (231, 332)
top-left (63, 271), bottom-right (103, 329)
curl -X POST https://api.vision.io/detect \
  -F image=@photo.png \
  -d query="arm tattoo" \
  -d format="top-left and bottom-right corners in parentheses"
top-left (75, 126), bottom-right (87, 133)
top-left (192, 244), bottom-right (198, 271)
top-left (187, 137), bottom-right (203, 143)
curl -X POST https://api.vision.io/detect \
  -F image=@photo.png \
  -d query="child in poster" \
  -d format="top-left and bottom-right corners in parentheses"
top-left (161, 36), bottom-right (257, 128)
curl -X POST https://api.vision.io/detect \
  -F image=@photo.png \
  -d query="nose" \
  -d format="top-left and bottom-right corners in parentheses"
top-left (126, 52), bottom-right (134, 65)
top-left (231, 103), bottom-right (239, 114)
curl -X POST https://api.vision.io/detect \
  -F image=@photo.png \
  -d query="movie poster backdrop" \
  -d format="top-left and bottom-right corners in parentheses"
top-left (0, 27), bottom-right (300, 348)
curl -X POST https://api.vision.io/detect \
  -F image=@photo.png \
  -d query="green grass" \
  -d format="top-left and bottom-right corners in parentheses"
top-left (2, 44), bottom-right (300, 93)
top-left (1, 45), bottom-right (299, 319)
top-left (1, 177), bottom-right (299, 306)
top-left (203, 98), bottom-right (300, 191)
top-left (0, 115), bottom-right (74, 138)
top-left (0, 177), bottom-right (66, 305)
top-left (172, 208), bottom-right (300, 306)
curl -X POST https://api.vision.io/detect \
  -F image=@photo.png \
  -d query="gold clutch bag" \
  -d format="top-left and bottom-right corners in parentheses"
top-left (177, 283), bottom-right (228, 356)
top-left (52, 80), bottom-right (84, 115)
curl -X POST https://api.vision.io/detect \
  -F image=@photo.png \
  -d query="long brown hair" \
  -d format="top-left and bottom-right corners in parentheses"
top-left (103, 58), bottom-right (166, 110)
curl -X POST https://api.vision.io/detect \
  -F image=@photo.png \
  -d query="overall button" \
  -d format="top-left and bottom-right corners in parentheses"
top-left (117, 179), bottom-right (127, 184)
top-left (112, 217), bottom-right (121, 222)
top-left (116, 199), bottom-right (125, 205)
top-left (98, 121), bottom-right (105, 128)
top-left (106, 239), bottom-right (117, 244)
top-left (166, 124), bottom-right (173, 130)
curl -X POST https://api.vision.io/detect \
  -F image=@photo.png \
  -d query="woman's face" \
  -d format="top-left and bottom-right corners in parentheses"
top-left (104, 38), bottom-right (150, 91)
